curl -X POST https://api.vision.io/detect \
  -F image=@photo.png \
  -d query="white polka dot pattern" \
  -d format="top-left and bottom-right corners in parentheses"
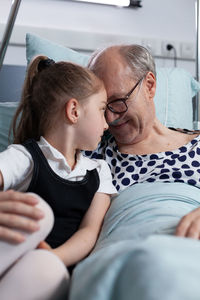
top-left (85, 130), bottom-right (200, 192)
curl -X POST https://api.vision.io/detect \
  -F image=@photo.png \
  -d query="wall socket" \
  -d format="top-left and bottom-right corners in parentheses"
top-left (161, 41), bottom-right (180, 58)
top-left (141, 38), bottom-right (195, 60)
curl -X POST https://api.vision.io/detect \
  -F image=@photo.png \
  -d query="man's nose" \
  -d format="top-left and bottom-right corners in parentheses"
top-left (105, 109), bottom-right (120, 126)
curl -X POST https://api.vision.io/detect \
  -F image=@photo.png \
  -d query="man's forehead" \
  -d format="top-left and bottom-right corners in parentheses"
top-left (106, 85), bottom-right (127, 101)
top-left (103, 71), bottom-right (134, 100)
top-left (93, 49), bottom-right (134, 98)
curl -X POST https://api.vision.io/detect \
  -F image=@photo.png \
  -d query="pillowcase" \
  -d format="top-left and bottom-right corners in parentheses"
top-left (26, 33), bottom-right (200, 131)
top-left (154, 68), bottom-right (200, 130)
top-left (26, 33), bottom-right (89, 66)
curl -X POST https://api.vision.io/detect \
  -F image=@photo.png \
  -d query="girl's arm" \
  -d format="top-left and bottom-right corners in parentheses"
top-left (0, 170), bottom-right (3, 189)
top-left (0, 190), bottom-right (44, 243)
top-left (51, 192), bottom-right (110, 267)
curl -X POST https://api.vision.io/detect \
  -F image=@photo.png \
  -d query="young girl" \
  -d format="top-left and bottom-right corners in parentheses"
top-left (0, 56), bottom-right (117, 300)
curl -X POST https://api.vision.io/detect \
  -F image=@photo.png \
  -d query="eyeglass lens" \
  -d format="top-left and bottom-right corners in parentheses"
top-left (107, 77), bottom-right (143, 114)
top-left (108, 100), bottom-right (127, 113)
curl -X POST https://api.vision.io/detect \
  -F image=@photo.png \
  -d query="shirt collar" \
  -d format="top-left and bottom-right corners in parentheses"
top-left (39, 136), bottom-right (98, 173)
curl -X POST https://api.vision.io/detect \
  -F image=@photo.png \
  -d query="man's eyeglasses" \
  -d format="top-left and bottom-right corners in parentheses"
top-left (106, 77), bottom-right (143, 114)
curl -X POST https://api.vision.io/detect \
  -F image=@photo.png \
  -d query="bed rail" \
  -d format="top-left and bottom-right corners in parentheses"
top-left (0, 0), bottom-right (22, 70)
top-left (194, 0), bottom-right (200, 128)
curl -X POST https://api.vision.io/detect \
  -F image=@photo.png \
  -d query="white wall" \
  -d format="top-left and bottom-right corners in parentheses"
top-left (0, 0), bottom-right (197, 75)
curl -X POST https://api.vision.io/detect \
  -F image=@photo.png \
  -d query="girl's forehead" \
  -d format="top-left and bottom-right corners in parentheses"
top-left (85, 86), bottom-right (107, 105)
top-left (96, 86), bottom-right (107, 100)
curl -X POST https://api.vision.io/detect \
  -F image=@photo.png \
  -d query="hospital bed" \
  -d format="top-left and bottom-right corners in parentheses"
top-left (1, 1), bottom-right (200, 300)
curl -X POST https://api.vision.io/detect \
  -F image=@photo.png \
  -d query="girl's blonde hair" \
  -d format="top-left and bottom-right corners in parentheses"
top-left (12, 55), bottom-right (103, 144)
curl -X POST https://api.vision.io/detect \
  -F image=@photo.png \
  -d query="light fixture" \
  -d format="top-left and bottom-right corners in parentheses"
top-left (72, 0), bottom-right (130, 7)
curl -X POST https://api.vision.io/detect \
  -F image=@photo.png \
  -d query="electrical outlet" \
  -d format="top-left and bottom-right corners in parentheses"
top-left (180, 42), bottom-right (195, 59)
top-left (161, 41), bottom-right (180, 58)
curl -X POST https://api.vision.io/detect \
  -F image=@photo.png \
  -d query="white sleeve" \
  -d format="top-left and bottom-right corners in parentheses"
top-left (0, 144), bottom-right (33, 191)
top-left (95, 159), bottom-right (118, 196)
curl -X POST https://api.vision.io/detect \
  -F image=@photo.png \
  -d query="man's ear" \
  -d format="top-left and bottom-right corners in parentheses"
top-left (144, 72), bottom-right (156, 100)
top-left (65, 98), bottom-right (80, 124)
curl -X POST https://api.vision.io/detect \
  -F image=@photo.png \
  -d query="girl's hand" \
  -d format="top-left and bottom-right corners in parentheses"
top-left (175, 207), bottom-right (200, 239)
top-left (37, 241), bottom-right (59, 259)
top-left (37, 241), bottom-right (52, 250)
top-left (0, 190), bottom-right (44, 243)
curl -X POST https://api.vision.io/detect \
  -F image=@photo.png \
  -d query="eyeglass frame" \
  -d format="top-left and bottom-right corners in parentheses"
top-left (106, 77), bottom-right (144, 114)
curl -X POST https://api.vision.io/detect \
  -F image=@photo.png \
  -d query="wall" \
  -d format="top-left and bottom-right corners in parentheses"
top-left (0, 0), bottom-right (197, 75)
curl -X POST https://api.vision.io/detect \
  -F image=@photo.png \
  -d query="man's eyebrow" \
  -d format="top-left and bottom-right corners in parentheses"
top-left (107, 93), bottom-right (124, 102)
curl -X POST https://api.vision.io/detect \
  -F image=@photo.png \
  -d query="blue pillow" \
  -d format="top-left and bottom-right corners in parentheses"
top-left (26, 33), bottom-right (89, 66)
top-left (0, 33), bottom-right (199, 152)
top-left (26, 33), bottom-right (200, 130)
top-left (154, 68), bottom-right (200, 130)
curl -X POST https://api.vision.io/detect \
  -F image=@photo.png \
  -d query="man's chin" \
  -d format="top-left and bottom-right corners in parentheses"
top-left (115, 136), bottom-right (133, 145)
top-left (113, 131), bottom-right (139, 146)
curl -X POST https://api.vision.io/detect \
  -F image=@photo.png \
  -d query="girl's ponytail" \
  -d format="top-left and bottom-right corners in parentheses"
top-left (12, 55), bottom-right (52, 144)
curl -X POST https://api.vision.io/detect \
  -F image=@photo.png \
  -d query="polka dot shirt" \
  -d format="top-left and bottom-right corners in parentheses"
top-left (84, 129), bottom-right (200, 192)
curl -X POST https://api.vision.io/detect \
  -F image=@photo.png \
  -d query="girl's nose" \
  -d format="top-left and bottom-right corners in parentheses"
top-left (104, 119), bottom-right (109, 131)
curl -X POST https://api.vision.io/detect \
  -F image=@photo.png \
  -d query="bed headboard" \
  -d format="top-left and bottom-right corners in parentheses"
top-left (0, 64), bottom-right (26, 102)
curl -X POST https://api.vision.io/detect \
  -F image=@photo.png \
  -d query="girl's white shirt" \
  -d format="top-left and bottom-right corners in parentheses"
top-left (0, 136), bottom-right (117, 195)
